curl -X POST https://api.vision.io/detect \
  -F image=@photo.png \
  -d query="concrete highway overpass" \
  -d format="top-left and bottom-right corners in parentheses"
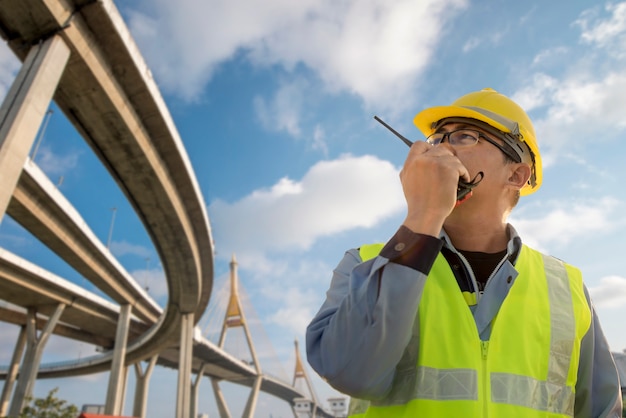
top-left (0, 0), bottom-right (334, 416)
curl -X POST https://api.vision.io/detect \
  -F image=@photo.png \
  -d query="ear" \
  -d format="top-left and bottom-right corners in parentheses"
top-left (507, 163), bottom-right (532, 191)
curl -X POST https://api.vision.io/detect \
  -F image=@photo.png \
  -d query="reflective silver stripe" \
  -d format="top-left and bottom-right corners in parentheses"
top-left (542, 254), bottom-right (575, 385)
top-left (373, 304), bottom-right (422, 406)
top-left (461, 105), bottom-right (520, 136)
top-left (415, 366), bottom-right (478, 400)
top-left (374, 366), bottom-right (478, 406)
top-left (491, 373), bottom-right (574, 416)
top-left (491, 255), bottom-right (575, 414)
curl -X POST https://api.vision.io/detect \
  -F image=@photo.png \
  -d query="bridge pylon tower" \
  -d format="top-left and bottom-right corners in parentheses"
top-left (293, 338), bottom-right (320, 416)
top-left (211, 254), bottom-right (262, 418)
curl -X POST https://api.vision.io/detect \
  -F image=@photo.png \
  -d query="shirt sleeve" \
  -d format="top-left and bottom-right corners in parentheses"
top-left (380, 225), bottom-right (443, 272)
top-left (305, 227), bottom-right (442, 399)
top-left (574, 286), bottom-right (623, 417)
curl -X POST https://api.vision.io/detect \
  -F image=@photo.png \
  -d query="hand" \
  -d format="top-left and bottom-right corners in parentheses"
top-left (399, 141), bottom-right (470, 236)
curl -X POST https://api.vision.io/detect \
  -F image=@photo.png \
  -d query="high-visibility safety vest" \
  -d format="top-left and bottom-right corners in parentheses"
top-left (348, 243), bottom-right (591, 418)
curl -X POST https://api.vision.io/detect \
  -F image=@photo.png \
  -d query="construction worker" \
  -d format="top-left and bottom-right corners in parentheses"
top-left (306, 88), bottom-right (622, 417)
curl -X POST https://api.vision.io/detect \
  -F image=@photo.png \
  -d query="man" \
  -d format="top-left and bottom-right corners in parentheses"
top-left (306, 88), bottom-right (622, 417)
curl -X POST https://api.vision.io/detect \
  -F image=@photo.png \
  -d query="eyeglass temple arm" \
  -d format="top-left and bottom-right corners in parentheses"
top-left (374, 116), bottom-right (414, 147)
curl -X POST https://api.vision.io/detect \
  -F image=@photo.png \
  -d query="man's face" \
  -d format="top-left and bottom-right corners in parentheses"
top-left (434, 122), bottom-right (517, 201)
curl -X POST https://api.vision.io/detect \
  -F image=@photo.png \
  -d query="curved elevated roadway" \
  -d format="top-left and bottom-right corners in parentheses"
top-left (0, 0), bottom-right (332, 415)
top-left (0, 242), bottom-right (308, 405)
top-left (0, 0), bottom-right (213, 361)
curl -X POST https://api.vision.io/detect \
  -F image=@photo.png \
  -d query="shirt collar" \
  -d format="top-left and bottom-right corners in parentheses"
top-left (439, 223), bottom-right (523, 263)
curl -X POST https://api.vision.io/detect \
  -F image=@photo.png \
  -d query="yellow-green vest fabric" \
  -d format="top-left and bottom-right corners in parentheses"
top-left (348, 244), bottom-right (591, 418)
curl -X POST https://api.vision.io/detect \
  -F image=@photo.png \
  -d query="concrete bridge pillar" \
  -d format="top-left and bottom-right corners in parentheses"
top-left (0, 35), bottom-right (70, 223)
top-left (242, 375), bottom-right (263, 418)
top-left (132, 355), bottom-right (157, 418)
top-left (210, 378), bottom-right (232, 418)
top-left (105, 303), bottom-right (131, 415)
top-left (8, 304), bottom-right (65, 416)
top-left (0, 326), bottom-right (27, 416)
top-left (189, 363), bottom-right (207, 418)
top-left (176, 312), bottom-right (194, 418)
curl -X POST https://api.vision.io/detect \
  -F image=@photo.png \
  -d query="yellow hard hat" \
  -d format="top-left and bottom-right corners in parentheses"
top-left (413, 88), bottom-right (542, 195)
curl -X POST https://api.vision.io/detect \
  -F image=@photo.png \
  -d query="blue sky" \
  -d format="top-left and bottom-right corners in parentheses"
top-left (1, 0), bottom-right (626, 416)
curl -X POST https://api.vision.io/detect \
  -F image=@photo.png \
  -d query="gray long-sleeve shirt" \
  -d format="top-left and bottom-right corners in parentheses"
top-left (306, 225), bottom-right (622, 417)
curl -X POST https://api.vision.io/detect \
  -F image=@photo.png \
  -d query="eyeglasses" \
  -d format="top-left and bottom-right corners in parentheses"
top-left (427, 129), bottom-right (521, 163)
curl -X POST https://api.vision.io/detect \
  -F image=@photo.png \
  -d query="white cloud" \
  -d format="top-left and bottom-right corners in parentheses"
top-left (588, 275), bottom-right (626, 308)
top-left (254, 79), bottom-right (330, 152)
top-left (208, 154), bottom-right (403, 262)
top-left (267, 285), bottom-right (322, 335)
top-left (511, 197), bottom-right (621, 250)
top-left (544, 75), bottom-right (626, 128)
top-left (575, 2), bottom-right (626, 54)
top-left (131, 268), bottom-right (167, 300)
top-left (462, 28), bottom-right (508, 53)
top-left (253, 257), bottom-right (331, 329)
top-left (523, 71), bottom-right (626, 161)
top-left (311, 124), bottom-right (328, 157)
top-left (511, 73), bottom-right (559, 112)
top-left (509, 3), bottom-right (626, 167)
top-left (110, 240), bottom-right (152, 258)
top-left (531, 47), bottom-right (569, 67)
top-left (254, 77), bottom-right (308, 137)
top-left (33, 146), bottom-right (81, 178)
top-left (462, 37), bottom-right (481, 53)
top-left (126, 0), bottom-right (467, 109)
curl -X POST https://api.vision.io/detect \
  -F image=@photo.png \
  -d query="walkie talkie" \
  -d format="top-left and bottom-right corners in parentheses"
top-left (374, 116), bottom-right (483, 202)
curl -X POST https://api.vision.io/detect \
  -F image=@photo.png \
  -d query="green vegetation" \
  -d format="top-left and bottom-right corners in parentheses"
top-left (17, 387), bottom-right (78, 418)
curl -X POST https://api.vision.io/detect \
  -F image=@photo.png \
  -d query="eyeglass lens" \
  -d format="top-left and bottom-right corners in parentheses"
top-left (427, 130), bottom-right (480, 146)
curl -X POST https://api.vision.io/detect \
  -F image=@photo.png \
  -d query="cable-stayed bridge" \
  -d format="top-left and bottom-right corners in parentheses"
top-left (0, 0), bottom-right (337, 416)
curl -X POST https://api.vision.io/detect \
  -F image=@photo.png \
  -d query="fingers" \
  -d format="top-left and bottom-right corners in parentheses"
top-left (399, 141), bottom-right (470, 234)
top-left (402, 141), bottom-right (470, 186)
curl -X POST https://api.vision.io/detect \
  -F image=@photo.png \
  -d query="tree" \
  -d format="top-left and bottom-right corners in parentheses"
top-left (17, 387), bottom-right (78, 418)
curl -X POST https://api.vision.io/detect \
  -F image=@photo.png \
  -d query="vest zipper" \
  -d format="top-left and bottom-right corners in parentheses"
top-left (481, 340), bottom-right (489, 359)
top-left (481, 340), bottom-right (489, 417)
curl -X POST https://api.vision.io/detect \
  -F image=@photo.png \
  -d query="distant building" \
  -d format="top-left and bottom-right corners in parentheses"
top-left (327, 397), bottom-right (347, 417)
top-left (81, 404), bottom-right (106, 413)
top-left (294, 397), bottom-right (313, 417)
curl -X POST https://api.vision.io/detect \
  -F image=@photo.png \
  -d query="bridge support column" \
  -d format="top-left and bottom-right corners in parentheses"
top-left (105, 303), bottom-right (131, 415)
top-left (210, 378), bottom-right (232, 418)
top-left (176, 312), bottom-right (194, 418)
top-left (0, 325), bottom-right (27, 416)
top-left (132, 355), bottom-right (157, 418)
top-left (241, 375), bottom-right (263, 418)
top-left (189, 363), bottom-right (207, 418)
top-left (8, 304), bottom-right (65, 416)
top-left (120, 366), bottom-right (129, 414)
top-left (0, 34), bottom-right (70, 223)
